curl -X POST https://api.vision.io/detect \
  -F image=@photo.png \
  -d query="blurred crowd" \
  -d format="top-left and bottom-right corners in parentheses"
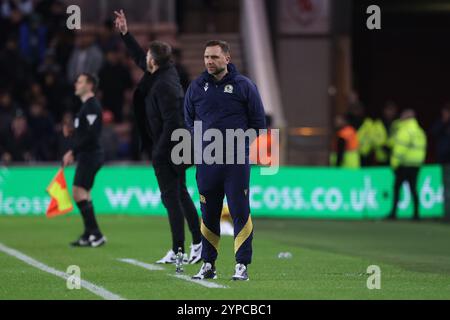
top-left (1, 1), bottom-right (449, 167)
top-left (0, 0), bottom-right (190, 165)
top-left (331, 91), bottom-right (450, 168)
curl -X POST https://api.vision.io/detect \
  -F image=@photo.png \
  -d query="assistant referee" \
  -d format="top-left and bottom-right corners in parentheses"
top-left (62, 73), bottom-right (106, 248)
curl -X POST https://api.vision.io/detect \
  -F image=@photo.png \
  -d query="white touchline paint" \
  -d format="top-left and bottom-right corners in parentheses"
top-left (0, 243), bottom-right (125, 300)
top-left (171, 274), bottom-right (228, 289)
top-left (117, 258), bottom-right (227, 289)
top-left (118, 258), bottom-right (165, 271)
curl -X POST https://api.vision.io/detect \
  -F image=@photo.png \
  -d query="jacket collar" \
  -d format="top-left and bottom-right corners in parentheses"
top-left (139, 63), bottom-right (176, 93)
top-left (401, 118), bottom-right (419, 127)
top-left (149, 63), bottom-right (173, 79)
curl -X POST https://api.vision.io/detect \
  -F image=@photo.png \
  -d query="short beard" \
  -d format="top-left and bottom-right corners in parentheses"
top-left (212, 67), bottom-right (226, 76)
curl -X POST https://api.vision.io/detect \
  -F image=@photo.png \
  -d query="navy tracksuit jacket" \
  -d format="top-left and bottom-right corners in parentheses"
top-left (184, 63), bottom-right (266, 265)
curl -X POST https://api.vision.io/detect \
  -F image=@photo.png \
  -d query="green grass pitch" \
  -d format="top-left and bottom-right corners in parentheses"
top-left (1, 215), bottom-right (450, 299)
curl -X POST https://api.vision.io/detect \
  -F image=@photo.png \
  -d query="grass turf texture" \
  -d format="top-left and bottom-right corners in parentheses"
top-left (1, 216), bottom-right (450, 299)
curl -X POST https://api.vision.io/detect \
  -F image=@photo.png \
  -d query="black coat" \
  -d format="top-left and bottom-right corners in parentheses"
top-left (122, 32), bottom-right (185, 166)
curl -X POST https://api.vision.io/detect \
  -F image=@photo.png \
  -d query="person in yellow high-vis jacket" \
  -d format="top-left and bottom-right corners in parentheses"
top-left (357, 117), bottom-right (374, 166)
top-left (372, 119), bottom-right (388, 164)
top-left (387, 110), bottom-right (427, 220)
top-left (373, 102), bottom-right (399, 165)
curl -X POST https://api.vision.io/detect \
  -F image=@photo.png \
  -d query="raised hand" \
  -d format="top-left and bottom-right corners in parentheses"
top-left (114, 9), bottom-right (128, 35)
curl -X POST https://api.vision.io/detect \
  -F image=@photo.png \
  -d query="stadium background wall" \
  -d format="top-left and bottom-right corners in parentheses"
top-left (0, 165), bottom-right (444, 219)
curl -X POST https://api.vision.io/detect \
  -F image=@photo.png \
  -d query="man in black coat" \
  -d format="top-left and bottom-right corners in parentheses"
top-left (114, 10), bottom-right (202, 264)
top-left (431, 104), bottom-right (450, 164)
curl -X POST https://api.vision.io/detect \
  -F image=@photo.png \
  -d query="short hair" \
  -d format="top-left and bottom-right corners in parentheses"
top-left (400, 109), bottom-right (416, 120)
top-left (205, 40), bottom-right (231, 55)
top-left (148, 41), bottom-right (172, 67)
top-left (78, 73), bottom-right (99, 92)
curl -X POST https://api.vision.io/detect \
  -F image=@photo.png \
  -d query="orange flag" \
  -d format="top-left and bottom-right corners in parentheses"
top-left (46, 168), bottom-right (73, 218)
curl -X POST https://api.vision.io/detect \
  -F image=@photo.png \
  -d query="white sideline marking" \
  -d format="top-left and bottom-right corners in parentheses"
top-left (117, 258), bottom-right (227, 289)
top-left (171, 274), bottom-right (227, 289)
top-left (118, 258), bottom-right (165, 271)
top-left (0, 243), bottom-right (125, 300)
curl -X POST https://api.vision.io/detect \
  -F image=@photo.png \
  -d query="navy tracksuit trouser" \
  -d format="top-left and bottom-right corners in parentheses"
top-left (196, 163), bottom-right (253, 265)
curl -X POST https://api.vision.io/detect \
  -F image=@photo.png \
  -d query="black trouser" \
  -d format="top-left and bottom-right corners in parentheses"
top-left (391, 166), bottom-right (420, 219)
top-left (154, 164), bottom-right (201, 252)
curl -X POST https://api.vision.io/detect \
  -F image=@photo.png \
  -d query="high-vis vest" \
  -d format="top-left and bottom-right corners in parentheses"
top-left (372, 119), bottom-right (388, 163)
top-left (357, 118), bottom-right (374, 157)
top-left (372, 119), bottom-right (401, 164)
top-left (390, 118), bottom-right (427, 168)
top-left (330, 125), bottom-right (360, 168)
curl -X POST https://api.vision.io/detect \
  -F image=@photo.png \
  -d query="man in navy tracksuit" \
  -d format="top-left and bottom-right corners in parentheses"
top-left (185, 40), bottom-right (266, 281)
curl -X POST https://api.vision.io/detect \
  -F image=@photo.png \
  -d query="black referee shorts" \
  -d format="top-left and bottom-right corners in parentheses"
top-left (73, 151), bottom-right (104, 191)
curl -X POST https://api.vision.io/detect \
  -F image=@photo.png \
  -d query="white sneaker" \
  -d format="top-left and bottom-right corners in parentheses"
top-left (88, 235), bottom-right (107, 248)
top-left (156, 249), bottom-right (188, 264)
top-left (192, 262), bottom-right (217, 280)
top-left (156, 249), bottom-right (176, 264)
top-left (188, 242), bottom-right (202, 264)
top-left (232, 263), bottom-right (249, 281)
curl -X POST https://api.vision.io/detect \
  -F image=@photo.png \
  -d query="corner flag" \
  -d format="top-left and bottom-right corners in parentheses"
top-left (46, 168), bottom-right (73, 218)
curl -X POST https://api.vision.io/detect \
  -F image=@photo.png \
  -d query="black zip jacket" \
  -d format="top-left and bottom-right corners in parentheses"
top-left (121, 32), bottom-right (185, 166)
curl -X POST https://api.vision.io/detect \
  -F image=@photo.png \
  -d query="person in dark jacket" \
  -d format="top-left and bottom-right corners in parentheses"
top-left (27, 100), bottom-right (55, 161)
top-left (2, 110), bottom-right (34, 163)
top-left (114, 9), bottom-right (202, 264)
top-left (98, 48), bottom-right (132, 122)
top-left (431, 104), bottom-right (450, 164)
